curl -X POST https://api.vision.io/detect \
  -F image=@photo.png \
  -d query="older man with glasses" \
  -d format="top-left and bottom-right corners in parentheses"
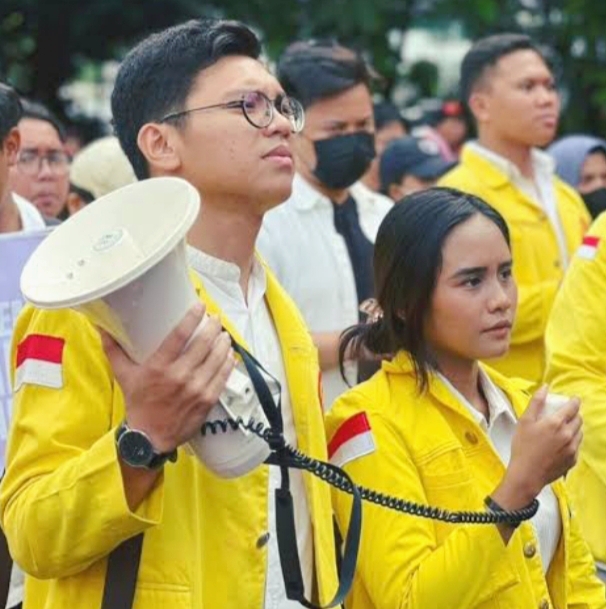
top-left (8, 100), bottom-right (70, 220)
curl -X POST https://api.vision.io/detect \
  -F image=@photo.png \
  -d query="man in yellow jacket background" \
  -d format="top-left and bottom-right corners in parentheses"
top-left (439, 33), bottom-right (589, 384)
top-left (0, 19), bottom-right (338, 609)
top-left (545, 212), bottom-right (606, 577)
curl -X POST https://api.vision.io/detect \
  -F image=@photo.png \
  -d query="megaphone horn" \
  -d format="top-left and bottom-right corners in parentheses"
top-left (21, 176), bottom-right (271, 478)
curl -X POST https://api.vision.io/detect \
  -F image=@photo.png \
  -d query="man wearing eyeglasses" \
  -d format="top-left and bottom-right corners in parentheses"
top-left (8, 100), bottom-right (70, 220)
top-left (1, 19), bottom-right (338, 609)
top-left (0, 84), bottom-right (45, 236)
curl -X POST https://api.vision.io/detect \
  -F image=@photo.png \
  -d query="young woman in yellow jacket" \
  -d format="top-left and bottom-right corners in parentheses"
top-left (325, 187), bottom-right (605, 609)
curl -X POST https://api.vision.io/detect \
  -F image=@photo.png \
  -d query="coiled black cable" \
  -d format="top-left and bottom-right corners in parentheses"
top-left (200, 416), bottom-right (539, 526)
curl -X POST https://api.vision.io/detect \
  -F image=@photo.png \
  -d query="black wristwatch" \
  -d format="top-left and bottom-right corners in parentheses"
top-left (115, 421), bottom-right (178, 470)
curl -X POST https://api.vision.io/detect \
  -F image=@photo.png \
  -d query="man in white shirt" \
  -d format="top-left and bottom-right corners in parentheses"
top-left (257, 41), bottom-right (393, 407)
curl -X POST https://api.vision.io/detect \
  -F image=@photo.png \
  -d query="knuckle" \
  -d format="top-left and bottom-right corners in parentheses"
top-left (169, 367), bottom-right (190, 389)
top-left (199, 387), bottom-right (217, 406)
top-left (173, 324), bottom-right (194, 345)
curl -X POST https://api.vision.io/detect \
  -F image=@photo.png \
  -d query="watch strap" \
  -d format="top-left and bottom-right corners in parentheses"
top-left (116, 421), bottom-right (177, 470)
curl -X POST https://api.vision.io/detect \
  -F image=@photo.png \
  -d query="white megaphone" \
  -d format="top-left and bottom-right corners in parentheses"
top-left (20, 176), bottom-right (271, 478)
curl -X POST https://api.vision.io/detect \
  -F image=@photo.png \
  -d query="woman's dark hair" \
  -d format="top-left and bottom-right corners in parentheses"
top-left (340, 187), bottom-right (510, 391)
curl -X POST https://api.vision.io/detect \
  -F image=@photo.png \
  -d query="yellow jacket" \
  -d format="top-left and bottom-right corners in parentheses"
top-left (439, 146), bottom-right (590, 384)
top-left (325, 354), bottom-right (605, 609)
top-left (0, 264), bottom-right (338, 608)
top-left (545, 212), bottom-right (606, 563)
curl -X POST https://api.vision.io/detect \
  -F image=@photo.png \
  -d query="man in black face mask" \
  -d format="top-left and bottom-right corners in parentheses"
top-left (257, 40), bottom-right (392, 408)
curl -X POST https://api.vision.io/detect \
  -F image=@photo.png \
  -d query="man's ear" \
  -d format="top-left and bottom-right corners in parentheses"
top-left (468, 90), bottom-right (491, 125)
top-left (137, 122), bottom-right (181, 175)
top-left (3, 127), bottom-right (20, 165)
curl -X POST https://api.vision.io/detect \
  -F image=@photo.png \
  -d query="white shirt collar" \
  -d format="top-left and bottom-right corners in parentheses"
top-left (186, 245), bottom-right (267, 311)
top-left (13, 193), bottom-right (46, 231)
top-left (466, 141), bottom-right (555, 182)
top-left (438, 367), bottom-right (517, 431)
top-left (290, 173), bottom-right (332, 211)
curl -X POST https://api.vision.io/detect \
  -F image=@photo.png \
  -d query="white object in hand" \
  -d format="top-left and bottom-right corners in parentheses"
top-left (543, 393), bottom-right (569, 418)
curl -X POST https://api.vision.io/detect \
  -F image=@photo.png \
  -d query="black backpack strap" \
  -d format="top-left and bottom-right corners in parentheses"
top-left (0, 529), bottom-right (144, 609)
top-left (101, 533), bottom-right (144, 609)
top-left (0, 528), bottom-right (12, 609)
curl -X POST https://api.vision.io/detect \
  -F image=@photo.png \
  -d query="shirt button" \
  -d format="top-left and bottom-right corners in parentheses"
top-left (523, 542), bottom-right (537, 558)
top-left (256, 532), bottom-right (271, 549)
top-left (464, 431), bottom-right (479, 445)
top-left (539, 600), bottom-right (549, 609)
top-left (554, 260), bottom-right (561, 268)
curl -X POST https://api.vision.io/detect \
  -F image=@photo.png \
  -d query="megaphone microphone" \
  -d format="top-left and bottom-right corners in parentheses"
top-left (20, 176), bottom-right (270, 478)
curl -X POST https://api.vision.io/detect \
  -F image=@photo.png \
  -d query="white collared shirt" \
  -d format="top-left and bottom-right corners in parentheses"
top-left (438, 368), bottom-right (562, 572)
top-left (257, 174), bottom-right (392, 408)
top-left (466, 142), bottom-right (570, 268)
top-left (13, 193), bottom-right (46, 231)
top-left (187, 247), bottom-right (313, 609)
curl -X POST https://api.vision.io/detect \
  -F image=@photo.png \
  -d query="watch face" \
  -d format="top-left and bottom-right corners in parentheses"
top-left (118, 430), bottom-right (154, 467)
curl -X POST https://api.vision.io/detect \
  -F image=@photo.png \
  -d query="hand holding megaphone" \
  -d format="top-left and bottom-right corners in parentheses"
top-left (101, 303), bottom-right (235, 454)
top-left (20, 177), bottom-right (273, 479)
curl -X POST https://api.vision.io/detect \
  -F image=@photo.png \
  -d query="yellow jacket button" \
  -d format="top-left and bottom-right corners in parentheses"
top-left (524, 542), bottom-right (537, 558)
top-left (464, 431), bottom-right (478, 445)
top-left (539, 600), bottom-right (549, 609)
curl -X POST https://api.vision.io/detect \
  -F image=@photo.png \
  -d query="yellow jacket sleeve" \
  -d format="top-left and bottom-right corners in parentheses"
top-left (545, 216), bottom-right (606, 488)
top-left (511, 277), bottom-right (560, 345)
top-left (565, 505), bottom-right (606, 608)
top-left (0, 307), bottom-right (165, 579)
top-left (545, 215), bottom-right (606, 561)
top-left (328, 389), bottom-right (517, 609)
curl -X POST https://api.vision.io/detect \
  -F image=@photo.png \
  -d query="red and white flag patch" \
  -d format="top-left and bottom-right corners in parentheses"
top-left (328, 412), bottom-right (376, 468)
top-left (15, 334), bottom-right (65, 390)
top-left (577, 235), bottom-right (600, 260)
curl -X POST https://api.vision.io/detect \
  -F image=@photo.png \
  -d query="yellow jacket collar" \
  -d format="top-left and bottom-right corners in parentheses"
top-left (189, 254), bottom-right (311, 353)
top-left (459, 145), bottom-right (513, 190)
top-left (383, 350), bottom-right (533, 420)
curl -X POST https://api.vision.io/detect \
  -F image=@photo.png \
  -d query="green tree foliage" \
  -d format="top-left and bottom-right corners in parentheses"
top-left (1, 0), bottom-right (606, 134)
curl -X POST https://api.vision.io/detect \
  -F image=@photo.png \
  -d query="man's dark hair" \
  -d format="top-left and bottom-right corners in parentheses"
top-left (373, 101), bottom-right (405, 131)
top-left (277, 39), bottom-right (377, 109)
top-left (111, 19), bottom-right (261, 180)
top-left (460, 33), bottom-right (547, 105)
top-left (20, 99), bottom-right (66, 142)
top-left (0, 83), bottom-right (23, 142)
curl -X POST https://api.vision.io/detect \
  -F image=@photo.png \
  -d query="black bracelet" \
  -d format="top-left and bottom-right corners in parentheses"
top-left (484, 495), bottom-right (540, 528)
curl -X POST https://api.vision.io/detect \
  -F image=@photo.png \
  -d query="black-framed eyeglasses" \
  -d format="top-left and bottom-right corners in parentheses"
top-left (17, 149), bottom-right (71, 176)
top-left (160, 91), bottom-right (305, 133)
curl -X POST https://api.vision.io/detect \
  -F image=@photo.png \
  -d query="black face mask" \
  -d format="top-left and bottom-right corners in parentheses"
top-left (582, 187), bottom-right (606, 219)
top-left (312, 132), bottom-right (375, 190)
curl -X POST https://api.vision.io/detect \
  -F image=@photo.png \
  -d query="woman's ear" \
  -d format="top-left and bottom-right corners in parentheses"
top-left (136, 123), bottom-right (181, 175)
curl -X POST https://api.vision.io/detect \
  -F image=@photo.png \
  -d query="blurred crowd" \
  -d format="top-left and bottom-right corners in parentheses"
top-left (2, 19), bottom-right (606, 609)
